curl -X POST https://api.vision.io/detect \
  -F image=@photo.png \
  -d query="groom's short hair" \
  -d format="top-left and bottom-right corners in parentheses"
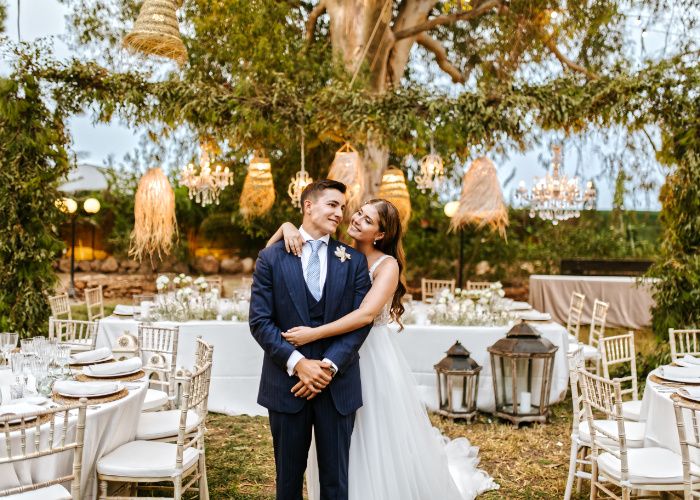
top-left (300, 179), bottom-right (347, 206)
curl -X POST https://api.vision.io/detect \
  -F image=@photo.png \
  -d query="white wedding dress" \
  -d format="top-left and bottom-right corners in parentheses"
top-left (307, 255), bottom-right (498, 500)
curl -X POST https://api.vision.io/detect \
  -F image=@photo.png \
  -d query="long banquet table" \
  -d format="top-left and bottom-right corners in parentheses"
top-left (98, 316), bottom-right (569, 416)
top-left (528, 274), bottom-right (657, 329)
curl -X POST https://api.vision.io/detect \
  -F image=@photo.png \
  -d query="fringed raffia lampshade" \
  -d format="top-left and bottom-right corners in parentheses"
top-left (328, 143), bottom-right (365, 216)
top-left (450, 157), bottom-right (508, 238)
top-left (378, 167), bottom-right (411, 229)
top-left (129, 167), bottom-right (177, 261)
top-left (122, 0), bottom-right (188, 66)
top-left (240, 153), bottom-right (275, 219)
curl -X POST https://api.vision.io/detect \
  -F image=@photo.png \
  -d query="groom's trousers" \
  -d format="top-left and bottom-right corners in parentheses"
top-left (268, 388), bottom-right (355, 500)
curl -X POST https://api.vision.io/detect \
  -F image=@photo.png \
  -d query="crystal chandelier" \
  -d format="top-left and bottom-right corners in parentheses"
top-left (515, 145), bottom-right (597, 225)
top-left (288, 130), bottom-right (313, 208)
top-left (179, 139), bottom-right (234, 207)
top-left (416, 138), bottom-right (444, 192)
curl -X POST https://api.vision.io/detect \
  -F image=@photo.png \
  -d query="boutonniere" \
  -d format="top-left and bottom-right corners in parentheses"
top-left (334, 245), bottom-right (351, 263)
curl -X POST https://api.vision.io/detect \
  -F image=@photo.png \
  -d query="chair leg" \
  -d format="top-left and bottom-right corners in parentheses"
top-left (576, 446), bottom-right (587, 493)
top-left (590, 461), bottom-right (598, 500)
top-left (199, 451), bottom-right (210, 500)
top-left (174, 476), bottom-right (183, 500)
top-left (99, 479), bottom-right (108, 499)
top-left (564, 441), bottom-right (579, 500)
top-left (622, 485), bottom-right (631, 500)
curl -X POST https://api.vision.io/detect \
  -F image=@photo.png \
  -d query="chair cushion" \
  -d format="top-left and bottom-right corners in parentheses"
top-left (581, 344), bottom-right (600, 360)
top-left (136, 409), bottom-right (202, 440)
top-left (97, 440), bottom-right (199, 478)
top-left (622, 400), bottom-right (643, 422)
top-left (142, 388), bottom-right (169, 412)
top-left (578, 420), bottom-right (646, 448)
top-left (4, 484), bottom-right (71, 499)
top-left (598, 447), bottom-right (685, 485)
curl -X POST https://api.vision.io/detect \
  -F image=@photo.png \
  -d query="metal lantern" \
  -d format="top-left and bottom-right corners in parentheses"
top-left (416, 138), bottom-right (444, 193)
top-left (488, 321), bottom-right (558, 425)
top-left (288, 130), bottom-right (313, 208)
top-left (434, 341), bottom-right (481, 421)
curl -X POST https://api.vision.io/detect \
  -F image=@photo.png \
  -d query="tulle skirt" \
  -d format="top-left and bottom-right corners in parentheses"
top-left (307, 325), bottom-right (499, 499)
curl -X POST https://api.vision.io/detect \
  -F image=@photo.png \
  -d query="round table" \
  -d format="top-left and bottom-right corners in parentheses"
top-left (0, 373), bottom-right (147, 499)
top-left (640, 372), bottom-right (685, 453)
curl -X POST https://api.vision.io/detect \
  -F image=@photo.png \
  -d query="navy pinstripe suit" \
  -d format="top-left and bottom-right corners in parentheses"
top-left (249, 239), bottom-right (372, 500)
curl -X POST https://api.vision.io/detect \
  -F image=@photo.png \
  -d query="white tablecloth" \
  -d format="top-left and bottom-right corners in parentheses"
top-left (529, 274), bottom-right (657, 329)
top-left (98, 316), bottom-right (569, 416)
top-left (0, 372), bottom-right (147, 498)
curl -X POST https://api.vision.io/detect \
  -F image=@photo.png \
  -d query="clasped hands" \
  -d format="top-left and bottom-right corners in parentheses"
top-left (292, 358), bottom-right (333, 400)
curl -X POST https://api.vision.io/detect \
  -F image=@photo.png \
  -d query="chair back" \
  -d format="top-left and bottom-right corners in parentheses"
top-left (567, 347), bottom-right (585, 433)
top-left (670, 329), bottom-right (700, 362)
top-left (205, 277), bottom-right (224, 296)
top-left (465, 281), bottom-right (491, 291)
top-left (174, 361), bottom-right (213, 468)
top-left (600, 331), bottom-right (639, 402)
top-left (48, 318), bottom-right (99, 350)
top-left (566, 292), bottom-right (586, 342)
top-left (421, 278), bottom-right (456, 302)
top-left (138, 324), bottom-right (179, 400)
top-left (48, 293), bottom-right (72, 320)
top-left (588, 299), bottom-right (609, 349)
top-left (578, 369), bottom-right (628, 481)
top-left (84, 285), bottom-right (105, 321)
top-left (672, 395), bottom-right (700, 499)
top-left (0, 399), bottom-right (87, 498)
top-left (194, 336), bottom-right (214, 368)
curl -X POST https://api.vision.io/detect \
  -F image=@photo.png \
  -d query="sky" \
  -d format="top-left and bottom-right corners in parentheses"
top-left (1, 0), bottom-right (671, 211)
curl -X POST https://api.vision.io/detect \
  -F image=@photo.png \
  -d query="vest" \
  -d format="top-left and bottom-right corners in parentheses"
top-left (305, 281), bottom-right (327, 328)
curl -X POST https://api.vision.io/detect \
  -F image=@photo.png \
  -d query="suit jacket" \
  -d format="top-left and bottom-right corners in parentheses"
top-left (249, 239), bottom-right (372, 415)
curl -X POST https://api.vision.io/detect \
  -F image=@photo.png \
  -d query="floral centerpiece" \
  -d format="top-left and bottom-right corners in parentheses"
top-left (153, 274), bottom-right (219, 321)
top-left (428, 282), bottom-right (514, 326)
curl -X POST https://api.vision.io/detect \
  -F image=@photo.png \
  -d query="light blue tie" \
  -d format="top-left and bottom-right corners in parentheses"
top-left (307, 240), bottom-right (322, 301)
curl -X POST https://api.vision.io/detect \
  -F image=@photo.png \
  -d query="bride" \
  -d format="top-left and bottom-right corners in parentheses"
top-left (268, 198), bottom-right (498, 500)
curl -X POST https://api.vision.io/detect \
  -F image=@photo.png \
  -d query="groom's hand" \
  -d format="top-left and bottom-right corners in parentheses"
top-left (292, 359), bottom-right (332, 399)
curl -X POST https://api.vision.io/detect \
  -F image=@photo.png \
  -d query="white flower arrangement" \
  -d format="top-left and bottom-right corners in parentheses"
top-left (427, 282), bottom-right (513, 326)
top-left (194, 276), bottom-right (209, 291)
top-left (156, 275), bottom-right (170, 292)
top-left (153, 274), bottom-right (218, 321)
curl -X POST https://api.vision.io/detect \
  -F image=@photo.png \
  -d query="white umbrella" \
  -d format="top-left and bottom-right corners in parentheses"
top-left (58, 164), bottom-right (109, 193)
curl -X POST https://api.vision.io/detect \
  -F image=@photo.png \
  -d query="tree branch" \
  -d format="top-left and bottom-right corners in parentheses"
top-left (305, 0), bottom-right (326, 44)
top-left (415, 32), bottom-right (465, 83)
top-left (540, 34), bottom-right (599, 80)
top-left (393, 0), bottom-right (501, 40)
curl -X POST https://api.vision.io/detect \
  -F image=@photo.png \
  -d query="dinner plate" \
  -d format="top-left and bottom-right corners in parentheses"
top-left (82, 366), bottom-right (142, 378)
top-left (676, 359), bottom-right (700, 368)
top-left (56, 382), bottom-right (123, 398)
top-left (652, 368), bottom-right (700, 384)
top-left (113, 305), bottom-right (139, 316)
top-left (0, 403), bottom-right (43, 424)
top-left (677, 387), bottom-right (700, 403)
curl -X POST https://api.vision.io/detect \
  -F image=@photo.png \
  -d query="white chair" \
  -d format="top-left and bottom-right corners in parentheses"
top-left (48, 318), bottom-right (98, 352)
top-left (464, 280), bottom-right (491, 291)
top-left (421, 278), bottom-right (455, 302)
top-left (97, 362), bottom-right (211, 499)
top-left (564, 346), bottom-right (593, 500)
top-left (112, 333), bottom-right (139, 361)
top-left (600, 332), bottom-right (642, 422)
top-left (670, 329), bottom-right (700, 362)
top-left (194, 336), bottom-right (214, 368)
top-left (579, 368), bottom-right (684, 499)
top-left (0, 399), bottom-right (87, 498)
top-left (582, 299), bottom-right (609, 374)
top-left (672, 394), bottom-right (700, 498)
top-left (84, 285), bottom-right (105, 321)
top-left (566, 291), bottom-right (586, 343)
top-left (138, 324), bottom-right (179, 412)
top-left (48, 293), bottom-right (72, 320)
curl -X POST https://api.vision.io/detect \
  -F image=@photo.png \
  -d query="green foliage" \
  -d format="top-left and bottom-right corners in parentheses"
top-left (0, 75), bottom-right (71, 336)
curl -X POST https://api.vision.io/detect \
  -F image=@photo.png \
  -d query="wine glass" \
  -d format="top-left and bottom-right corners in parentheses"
top-left (0, 332), bottom-right (18, 365)
top-left (56, 345), bottom-right (72, 378)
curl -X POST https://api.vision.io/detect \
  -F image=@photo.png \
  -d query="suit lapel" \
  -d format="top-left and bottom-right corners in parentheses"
top-left (324, 238), bottom-right (349, 323)
top-left (280, 250), bottom-right (311, 325)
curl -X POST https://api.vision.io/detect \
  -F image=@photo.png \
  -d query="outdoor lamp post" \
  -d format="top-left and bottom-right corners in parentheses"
top-left (57, 196), bottom-right (100, 297)
top-left (434, 341), bottom-right (481, 421)
top-left (488, 321), bottom-right (558, 425)
top-left (444, 201), bottom-right (464, 288)
top-left (83, 198), bottom-right (101, 260)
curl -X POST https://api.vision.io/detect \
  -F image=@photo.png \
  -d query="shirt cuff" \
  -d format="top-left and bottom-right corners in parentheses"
top-left (286, 351), bottom-right (304, 377)
top-left (322, 358), bottom-right (339, 375)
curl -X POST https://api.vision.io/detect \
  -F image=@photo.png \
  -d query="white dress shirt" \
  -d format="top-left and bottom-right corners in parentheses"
top-left (286, 226), bottom-right (338, 376)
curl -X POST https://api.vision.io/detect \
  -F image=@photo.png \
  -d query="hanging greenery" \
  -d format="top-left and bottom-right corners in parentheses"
top-left (0, 74), bottom-right (71, 336)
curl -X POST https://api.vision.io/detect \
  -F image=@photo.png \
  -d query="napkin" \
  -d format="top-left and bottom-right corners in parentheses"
top-left (659, 365), bottom-right (700, 379)
top-left (682, 354), bottom-right (700, 366)
top-left (83, 357), bottom-right (142, 377)
top-left (70, 347), bottom-right (112, 364)
top-left (508, 301), bottom-right (532, 311)
top-left (0, 403), bottom-right (43, 418)
top-left (518, 311), bottom-right (552, 321)
top-left (53, 380), bottom-right (119, 397)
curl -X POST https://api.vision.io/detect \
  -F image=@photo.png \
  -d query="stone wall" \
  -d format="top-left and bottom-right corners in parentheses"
top-left (55, 255), bottom-right (255, 276)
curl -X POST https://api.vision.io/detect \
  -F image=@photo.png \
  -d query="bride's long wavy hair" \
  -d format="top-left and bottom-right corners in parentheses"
top-left (365, 199), bottom-right (407, 330)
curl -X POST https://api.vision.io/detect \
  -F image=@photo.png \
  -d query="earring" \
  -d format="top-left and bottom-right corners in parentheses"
top-left (373, 240), bottom-right (378, 245)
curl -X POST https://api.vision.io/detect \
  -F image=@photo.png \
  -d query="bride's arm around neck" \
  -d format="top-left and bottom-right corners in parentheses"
top-left (282, 257), bottom-right (399, 345)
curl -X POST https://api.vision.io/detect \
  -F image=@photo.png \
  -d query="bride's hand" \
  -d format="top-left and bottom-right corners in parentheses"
top-left (282, 222), bottom-right (304, 257)
top-left (283, 326), bottom-right (318, 346)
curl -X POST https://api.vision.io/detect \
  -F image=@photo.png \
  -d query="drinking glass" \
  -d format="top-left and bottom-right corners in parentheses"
top-left (56, 345), bottom-right (72, 378)
top-left (0, 332), bottom-right (18, 365)
top-left (20, 338), bottom-right (34, 355)
top-left (134, 293), bottom-right (156, 321)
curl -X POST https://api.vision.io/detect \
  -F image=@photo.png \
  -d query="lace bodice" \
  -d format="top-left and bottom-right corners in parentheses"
top-left (369, 255), bottom-right (394, 326)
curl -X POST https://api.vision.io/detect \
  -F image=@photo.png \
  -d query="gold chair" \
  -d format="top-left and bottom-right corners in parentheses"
top-left (464, 280), bottom-right (491, 291)
top-left (420, 278), bottom-right (456, 302)
top-left (204, 277), bottom-right (224, 296)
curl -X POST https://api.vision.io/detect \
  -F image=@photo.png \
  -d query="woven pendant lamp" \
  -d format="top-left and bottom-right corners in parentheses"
top-left (378, 167), bottom-right (411, 229)
top-left (450, 157), bottom-right (508, 238)
top-left (122, 0), bottom-right (188, 66)
top-left (240, 153), bottom-right (275, 219)
top-left (129, 167), bottom-right (177, 261)
top-left (328, 143), bottom-right (365, 216)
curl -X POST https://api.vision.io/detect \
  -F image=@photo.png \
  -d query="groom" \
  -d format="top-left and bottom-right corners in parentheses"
top-left (249, 179), bottom-right (372, 500)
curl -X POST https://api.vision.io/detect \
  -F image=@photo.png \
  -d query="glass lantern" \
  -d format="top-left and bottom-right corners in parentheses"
top-left (434, 341), bottom-right (482, 421)
top-left (487, 321), bottom-right (558, 425)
